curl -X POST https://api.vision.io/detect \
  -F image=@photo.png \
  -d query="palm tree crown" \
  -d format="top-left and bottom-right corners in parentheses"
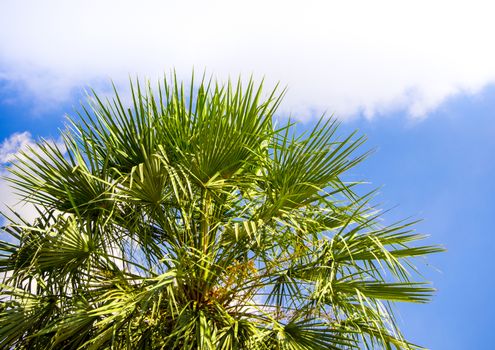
top-left (0, 75), bottom-right (442, 349)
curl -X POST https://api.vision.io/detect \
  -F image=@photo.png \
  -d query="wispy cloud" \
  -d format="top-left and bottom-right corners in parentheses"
top-left (0, 131), bottom-right (33, 163)
top-left (1, 0), bottom-right (495, 119)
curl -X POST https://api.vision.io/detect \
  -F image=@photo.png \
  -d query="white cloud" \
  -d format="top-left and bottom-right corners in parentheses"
top-left (0, 132), bottom-right (65, 224)
top-left (0, 132), bottom-right (37, 223)
top-left (1, 0), bottom-right (495, 119)
top-left (0, 131), bottom-right (33, 163)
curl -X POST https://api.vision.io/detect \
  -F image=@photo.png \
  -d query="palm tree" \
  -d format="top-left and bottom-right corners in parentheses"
top-left (0, 75), bottom-right (442, 349)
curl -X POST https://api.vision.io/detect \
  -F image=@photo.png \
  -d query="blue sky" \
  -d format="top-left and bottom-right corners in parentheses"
top-left (2, 1), bottom-right (495, 348)
top-left (345, 91), bottom-right (495, 349)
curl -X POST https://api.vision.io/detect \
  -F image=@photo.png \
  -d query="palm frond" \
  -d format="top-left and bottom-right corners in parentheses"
top-left (0, 73), bottom-right (443, 349)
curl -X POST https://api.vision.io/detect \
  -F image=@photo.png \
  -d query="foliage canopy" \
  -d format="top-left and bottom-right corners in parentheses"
top-left (0, 75), bottom-right (442, 349)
